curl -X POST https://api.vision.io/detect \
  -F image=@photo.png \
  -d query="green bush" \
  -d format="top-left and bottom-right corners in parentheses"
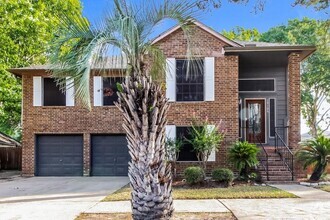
top-left (228, 141), bottom-right (259, 178)
top-left (212, 168), bottom-right (234, 184)
top-left (248, 172), bottom-right (258, 181)
top-left (184, 166), bottom-right (204, 185)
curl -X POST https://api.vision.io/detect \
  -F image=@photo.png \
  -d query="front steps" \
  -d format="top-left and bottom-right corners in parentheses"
top-left (258, 146), bottom-right (295, 183)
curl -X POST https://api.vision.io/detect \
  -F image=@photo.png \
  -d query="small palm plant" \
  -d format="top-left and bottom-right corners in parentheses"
top-left (296, 135), bottom-right (330, 181)
top-left (48, 0), bottom-right (199, 219)
top-left (228, 141), bottom-right (259, 179)
top-left (165, 137), bottom-right (183, 177)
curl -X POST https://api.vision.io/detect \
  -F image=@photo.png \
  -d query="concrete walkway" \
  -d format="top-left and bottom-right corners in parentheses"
top-left (221, 184), bottom-right (330, 220)
top-left (0, 177), bottom-right (129, 220)
top-left (86, 184), bottom-right (330, 220)
top-left (87, 199), bottom-right (230, 213)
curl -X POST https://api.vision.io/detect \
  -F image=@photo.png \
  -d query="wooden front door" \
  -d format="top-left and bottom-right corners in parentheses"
top-left (246, 99), bottom-right (266, 143)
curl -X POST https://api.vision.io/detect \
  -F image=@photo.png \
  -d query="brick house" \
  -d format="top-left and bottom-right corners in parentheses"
top-left (9, 21), bottom-right (315, 181)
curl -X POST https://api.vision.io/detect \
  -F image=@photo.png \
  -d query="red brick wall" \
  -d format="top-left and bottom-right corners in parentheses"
top-left (21, 26), bottom-right (236, 176)
top-left (288, 52), bottom-right (303, 178)
top-left (155, 27), bottom-right (239, 174)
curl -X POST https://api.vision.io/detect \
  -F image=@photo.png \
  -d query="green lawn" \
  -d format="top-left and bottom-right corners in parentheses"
top-left (317, 185), bottom-right (330, 192)
top-left (102, 185), bottom-right (297, 202)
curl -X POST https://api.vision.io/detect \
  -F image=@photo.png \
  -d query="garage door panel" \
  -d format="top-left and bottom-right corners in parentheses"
top-left (36, 135), bottom-right (83, 176)
top-left (91, 135), bottom-right (129, 176)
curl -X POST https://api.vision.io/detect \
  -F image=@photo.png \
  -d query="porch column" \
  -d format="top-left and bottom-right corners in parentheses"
top-left (288, 52), bottom-right (303, 178)
top-left (288, 52), bottom-right (301, 150)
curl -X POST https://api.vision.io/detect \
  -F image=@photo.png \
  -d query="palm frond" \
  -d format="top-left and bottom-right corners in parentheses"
top-left (49, 0), bottom-right (202, 109)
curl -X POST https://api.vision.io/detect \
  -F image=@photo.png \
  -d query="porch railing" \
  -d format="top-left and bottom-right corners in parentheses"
top-left (275, 126), bottom-right (294, 181)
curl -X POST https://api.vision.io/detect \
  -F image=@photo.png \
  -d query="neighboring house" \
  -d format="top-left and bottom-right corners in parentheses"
top-left (0, 132), bottom-right (21, 148)
top-left (9, 21), bottom-right (315, 181)
top-left (0, 132), bottom-right (21, 170)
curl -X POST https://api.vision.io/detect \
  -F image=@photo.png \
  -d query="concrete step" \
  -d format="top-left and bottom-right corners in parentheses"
top-left (264, 181), bottom-right (298, 184)
top-left (260, 171), bottom-right (292, 176)
top-left (261, 176), bottom-right (294, 181)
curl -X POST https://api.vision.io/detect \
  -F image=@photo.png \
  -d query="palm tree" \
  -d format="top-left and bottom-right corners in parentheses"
top-left (48, 0), bottom-right (198, 219)
top-left (297, 136), bottom-right (330, 181)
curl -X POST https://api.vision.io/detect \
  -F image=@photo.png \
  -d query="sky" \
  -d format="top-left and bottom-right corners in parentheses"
top-left (81, 0), bottom-right (328, 33)
top-left (81, 0), bottom-right (329, 134)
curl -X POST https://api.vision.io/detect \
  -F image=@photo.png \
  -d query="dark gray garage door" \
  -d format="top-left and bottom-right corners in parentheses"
top-left (91, 135), bottom-right (129, 176)
top-left (36, 135), bottom-right (83, 176)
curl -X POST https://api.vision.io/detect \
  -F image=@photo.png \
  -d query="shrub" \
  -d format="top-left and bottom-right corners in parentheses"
top-left (184, 166), bottom-right (204, 185)
top-left (212, 168), bottom-right (234, 184)
top-left (248, 172), bottom-right (258, 181)
top-left (296, 135), bottom-right (330, 181)
top-left (228, 141), bottom-right (259, 179)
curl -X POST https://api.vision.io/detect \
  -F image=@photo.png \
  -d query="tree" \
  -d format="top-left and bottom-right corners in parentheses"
top-left (0, 0), bottom-right (82, 139)
top-left (187, 116), bottom-right (225, 174)
top-left (261, 18), bottom-right (330, 137)
top-left (197, 0), bottom-right (329, 11)
top-left (297, 136), bottom-right (330, 181)
top-left (222, 27), bottom-right (261, 41)
top-left (48, 0), bottom-right (198, 219)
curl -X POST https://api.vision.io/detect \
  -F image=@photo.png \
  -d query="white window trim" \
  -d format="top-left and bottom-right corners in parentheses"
top-left (268, 98), bottom-right (277, 138)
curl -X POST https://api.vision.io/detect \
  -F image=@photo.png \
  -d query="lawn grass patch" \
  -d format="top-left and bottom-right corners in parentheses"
top-left (102, 184), bottom-right (296, 202)
top-left (76, 212), bottom-right (236, 220)
top-left (317, 185), bottom-right (330, 192)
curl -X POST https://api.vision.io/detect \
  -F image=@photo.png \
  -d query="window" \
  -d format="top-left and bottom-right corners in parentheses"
top-left (239, 99), bottom-right (242, 138)
top-left (176, 127), bottom-right (198, 161)
top-left (239, 79), bottom-right (275, 92)
top-left (103, 77), bottom-right (123, 106)
top-left (176, 59), bottom-right (204, 102)
top-left (43, 78), bottom-right (66, 106)
top-left (269, 99), bottom-right (276, 137)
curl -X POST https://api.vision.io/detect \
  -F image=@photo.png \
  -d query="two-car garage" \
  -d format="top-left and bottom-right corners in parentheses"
top-left (35, 134), bottom-right (129, 176)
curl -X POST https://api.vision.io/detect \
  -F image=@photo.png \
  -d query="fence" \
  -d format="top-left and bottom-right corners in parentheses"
top-left (0, 147), bottom-right (22, 170)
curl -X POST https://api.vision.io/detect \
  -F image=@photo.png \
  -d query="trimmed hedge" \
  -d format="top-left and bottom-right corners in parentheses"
top-left (212, 168), bottom-right (234, 184)
top-left (184, 166), bottom-right (204, 185)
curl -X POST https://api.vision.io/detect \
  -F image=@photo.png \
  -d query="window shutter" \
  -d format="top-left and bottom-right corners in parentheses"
top-left (66, 78), bottom-right (75, 106)
top-left (204, 57), bottom-right (215, 101)
top-left (166, 58), bottom-right (176, 102)
top-left (33, 76), bottom-right (43, 106)
top-left (207, 125), bottom-right (216, 162)
top-left (93, 76), bottom-right (103, 106)
top-left (165, 125), bottom-right (176, 161)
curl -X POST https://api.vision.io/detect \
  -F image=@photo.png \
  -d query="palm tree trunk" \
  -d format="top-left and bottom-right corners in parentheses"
top-left (310, 163), bottom-right (326, 181)
top-left (115, 72), bottom-right (173, 220)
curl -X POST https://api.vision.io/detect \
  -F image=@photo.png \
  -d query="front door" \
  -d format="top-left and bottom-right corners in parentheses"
top-left (246, 99), bottom-right (265, 143)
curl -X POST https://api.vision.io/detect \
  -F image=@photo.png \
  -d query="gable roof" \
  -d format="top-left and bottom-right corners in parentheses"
top-left (151, 20), bottom-right (243, 47)
top-left (0, 132), bottom-right (21, 147)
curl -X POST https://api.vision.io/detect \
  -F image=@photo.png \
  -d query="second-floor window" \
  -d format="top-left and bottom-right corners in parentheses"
top-left (43, 78), bottom-right (66, 106)
top-left (176, 59), bottom-right (204, 102)
top-left (103, 77), bottom-right (123, 106)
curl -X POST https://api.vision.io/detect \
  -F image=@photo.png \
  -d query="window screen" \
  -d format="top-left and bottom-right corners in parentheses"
top-left (176, 127), bottom-right (198, 161)
top-left (270, 99), bottom-right (275, 137)
top-left (239, 79), bottom-right (275, 92)
top-left (176, 59), bottom-right (204, 101)
top-left (103, 77), bottom-right (123, 106)
top-left (43, 78), bottom-right (66, 106)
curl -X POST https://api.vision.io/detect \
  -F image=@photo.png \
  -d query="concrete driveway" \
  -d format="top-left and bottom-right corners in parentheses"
top-left (0, 176), bottom-right (129, 220)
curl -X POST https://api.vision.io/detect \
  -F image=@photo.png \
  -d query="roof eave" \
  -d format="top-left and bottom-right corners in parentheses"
top-left (151, 20), bottom-right (242, 47)
top-left (224, 46), bottom-right (316, 61)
